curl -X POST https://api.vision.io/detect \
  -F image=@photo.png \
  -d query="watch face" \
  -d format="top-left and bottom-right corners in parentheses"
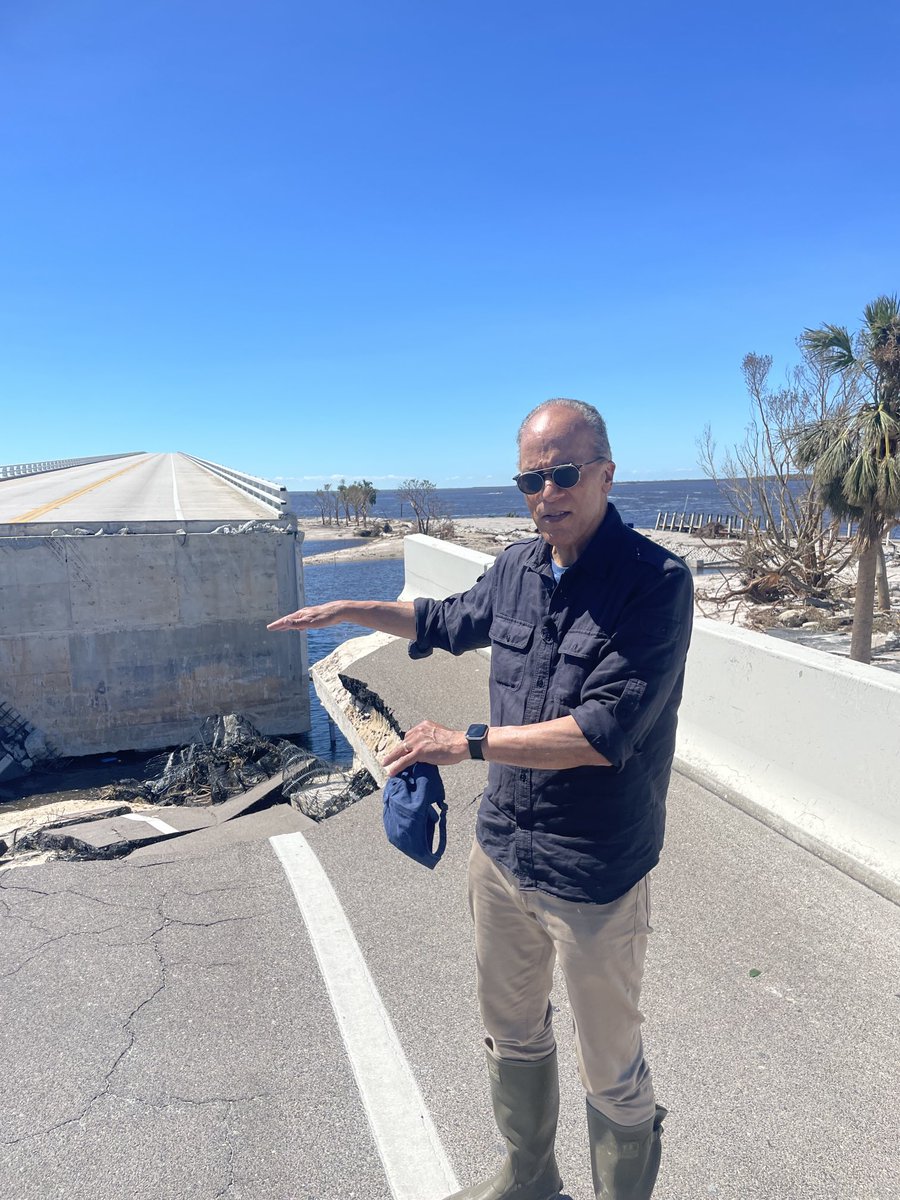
top-left (467, 723), bottom-right (488, 739)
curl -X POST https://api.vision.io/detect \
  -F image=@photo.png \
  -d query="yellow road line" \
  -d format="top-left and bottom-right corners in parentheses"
top-left (9, 456), bottom-right (152, 523)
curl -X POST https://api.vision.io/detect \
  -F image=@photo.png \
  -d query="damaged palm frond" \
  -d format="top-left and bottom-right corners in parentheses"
top-left (801, 324), bottom-right (858, 375)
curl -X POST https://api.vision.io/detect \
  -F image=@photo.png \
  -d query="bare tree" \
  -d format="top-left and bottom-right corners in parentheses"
top-left (698, 345), bottom-right (859, 602)
top-left (336, 479), bottom-right (352, 525)
top-left (313, 482), bottom-right (338, 525)
top-left (397, 478), bottom-right (443, 535)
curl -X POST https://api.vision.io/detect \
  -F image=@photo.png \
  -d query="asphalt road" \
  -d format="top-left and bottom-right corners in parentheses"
top-left (0, 453), bottom-right (273, 523)
top-left (1, 639), bottom-right (898, 1200)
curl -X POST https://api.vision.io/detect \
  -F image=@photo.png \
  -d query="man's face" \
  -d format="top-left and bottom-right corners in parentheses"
top-left (518, 408), bottom-right (615, 565)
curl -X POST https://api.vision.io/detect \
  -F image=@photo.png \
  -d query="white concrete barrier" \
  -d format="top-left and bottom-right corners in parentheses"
top-left (400, 534), bottom-right (900, 902)
top-left (677, 620), bottom-right (900, 900)
top-left (399, 535), bottom-right (494, 603)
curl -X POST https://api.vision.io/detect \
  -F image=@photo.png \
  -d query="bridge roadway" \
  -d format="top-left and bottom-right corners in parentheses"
top-left (1, 638), bottom-right (897, 1200)
top-left (0, 452), bottom-right (274, 524)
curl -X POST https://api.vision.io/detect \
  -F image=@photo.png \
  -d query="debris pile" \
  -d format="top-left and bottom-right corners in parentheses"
top-left (101, 713), bottom-right (375, 820)
top-left (1, 714), bottom-right (377, 867)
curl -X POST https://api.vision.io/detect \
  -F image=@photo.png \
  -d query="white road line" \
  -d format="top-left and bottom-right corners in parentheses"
top-left (122, 813), bottom-right (179, 834)
top-left (170, 455), bottom-right (185, 521)
top-left (270, 831), bottom-right (459, 1200)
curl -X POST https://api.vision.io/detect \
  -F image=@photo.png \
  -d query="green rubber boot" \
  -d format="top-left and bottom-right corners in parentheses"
top-left (586, 1102), bottom-right (667, 1199)
top-left (445, 1045), bottom-right (563, 1200)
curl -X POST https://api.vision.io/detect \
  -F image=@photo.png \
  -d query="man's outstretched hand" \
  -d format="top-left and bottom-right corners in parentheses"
top-left (268, 599), bottom-right (417, 640)
top-left (267, 603), bottom-right (348, 632)
top-left (382, 720), bottom-right (469, 777)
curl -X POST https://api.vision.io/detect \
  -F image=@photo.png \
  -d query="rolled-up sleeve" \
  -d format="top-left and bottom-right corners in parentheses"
top-left (571, 562), bottom-right (693, 770)
top-left (409, 565), bottom-right (497, 658)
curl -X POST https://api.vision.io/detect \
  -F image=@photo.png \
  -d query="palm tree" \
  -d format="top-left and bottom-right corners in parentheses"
top-left (797, 294), bottom-right (900, 663)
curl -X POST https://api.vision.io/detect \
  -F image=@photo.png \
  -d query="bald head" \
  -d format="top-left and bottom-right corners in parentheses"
top-left (516, 400), bottom-right (616, 566)
top-left (517, 398), bottom-right (611, 461)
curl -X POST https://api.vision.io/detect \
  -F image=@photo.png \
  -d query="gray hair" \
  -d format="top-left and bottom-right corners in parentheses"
top-left (517, 398), bottom-right (611, 460)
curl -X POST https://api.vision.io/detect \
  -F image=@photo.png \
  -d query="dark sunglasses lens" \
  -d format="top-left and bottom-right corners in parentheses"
top-left (551, 465), bottom-right (580, 488)
top-left (516, 472), bottom-right (544, 494)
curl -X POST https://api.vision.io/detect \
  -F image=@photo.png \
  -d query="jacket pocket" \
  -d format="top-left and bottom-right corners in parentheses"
top-left (489, 614), bottom-right (534, 689)
top-left (552, 627), bottom-right (605, 704)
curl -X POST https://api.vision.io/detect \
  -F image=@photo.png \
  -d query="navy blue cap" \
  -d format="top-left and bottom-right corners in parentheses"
top-left (382, 761), bottom-right (447, 869)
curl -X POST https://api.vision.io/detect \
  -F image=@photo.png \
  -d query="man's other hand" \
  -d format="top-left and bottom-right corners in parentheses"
top-left (382, 720), bottom-right (469, 777)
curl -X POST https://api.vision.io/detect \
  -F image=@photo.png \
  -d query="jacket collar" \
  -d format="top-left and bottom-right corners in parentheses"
top-left (525, 501), bottom-right (628, 576)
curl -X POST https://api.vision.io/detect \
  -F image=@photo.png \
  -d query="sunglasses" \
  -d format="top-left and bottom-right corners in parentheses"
top-left (513, 456), bottom-right (608, 495)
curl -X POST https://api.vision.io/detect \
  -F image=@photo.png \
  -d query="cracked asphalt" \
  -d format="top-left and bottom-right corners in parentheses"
top-left (0, 835), bottom-right (385, 1200)
top-left (2, 639), bottom-right (899, 1199)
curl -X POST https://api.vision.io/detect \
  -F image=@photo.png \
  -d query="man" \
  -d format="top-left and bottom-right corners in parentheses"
top-left (269, 399), bottom-right (693, 1199)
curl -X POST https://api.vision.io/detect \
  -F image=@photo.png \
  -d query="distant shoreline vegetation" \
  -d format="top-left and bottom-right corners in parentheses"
top-left (287, 479), bottom-right (751, 528)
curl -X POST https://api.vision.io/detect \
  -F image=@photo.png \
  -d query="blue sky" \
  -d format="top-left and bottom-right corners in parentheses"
top-left (2, 1), bottom-right (897, 486)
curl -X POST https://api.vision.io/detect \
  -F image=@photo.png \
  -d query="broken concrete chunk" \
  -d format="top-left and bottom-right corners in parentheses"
top-left (31, 805), bottom-right (133, 830)
top-left (212, 712), bottom-right (259, 750)
top-left (282, 749), bottom-right (375, 822)
top-left (24, 728), bottom-right (50, 761)
top-left (29, 808), bottom-right (213, 859)
top-left (20, 773), bottom-right (287, 860)
top-left (778, 609), bottom-right (807, 628)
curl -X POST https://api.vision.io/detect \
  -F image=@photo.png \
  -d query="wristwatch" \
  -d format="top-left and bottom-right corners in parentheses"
top-left (466, 723), bottom-right (489, 760)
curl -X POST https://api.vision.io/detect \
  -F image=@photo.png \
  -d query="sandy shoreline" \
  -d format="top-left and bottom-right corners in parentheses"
top-left (301, 515), bottom-right (554, 563)
top-left (300, 514), bottom-right (745, 569)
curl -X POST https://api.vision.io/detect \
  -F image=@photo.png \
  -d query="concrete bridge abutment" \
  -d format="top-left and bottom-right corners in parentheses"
top-left (0, 519), bottom-right (309, 756)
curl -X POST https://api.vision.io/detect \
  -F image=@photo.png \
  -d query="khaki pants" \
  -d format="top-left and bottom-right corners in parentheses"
top-left (467, 838), bottom-right (656, 1125)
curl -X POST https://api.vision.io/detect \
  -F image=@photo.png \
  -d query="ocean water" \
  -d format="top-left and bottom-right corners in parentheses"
top-left (289, 478), bottom-right (734, 531)
top-left (301, 535), bottom-right (367, 555)
top-left (298, 557), bottom-right (406, 765)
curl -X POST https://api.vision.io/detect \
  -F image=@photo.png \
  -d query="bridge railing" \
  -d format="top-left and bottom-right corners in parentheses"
top-left (656, 509), bottom-right (899, 540)
top-left (182, 454), bottom-right (290, 516)
top-left (0, 453), bottom-right (144, 481)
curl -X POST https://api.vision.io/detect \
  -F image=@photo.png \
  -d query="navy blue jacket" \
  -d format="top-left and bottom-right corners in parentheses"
top-left (410, 502), bottom-right (694, 903)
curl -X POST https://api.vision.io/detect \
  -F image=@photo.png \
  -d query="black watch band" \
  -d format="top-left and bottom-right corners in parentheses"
top-left (466, 723), bottom-right (489, 760)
